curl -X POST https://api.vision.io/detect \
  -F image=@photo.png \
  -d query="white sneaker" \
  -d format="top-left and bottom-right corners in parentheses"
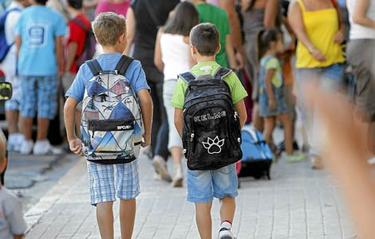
top-left (33, 140), bottom-right (62, 155)
top-left (7, 134), bottom-right (21, 152)
top-left (14, 134), bottom-right (24, 152)
top-left (218, 222), bottom-right (235, 239)
top-left (20, 140), bottom-right (34, 155)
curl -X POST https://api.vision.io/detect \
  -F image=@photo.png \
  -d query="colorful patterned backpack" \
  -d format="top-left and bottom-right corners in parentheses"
top-left (80, 55), bottom-right (143, 163)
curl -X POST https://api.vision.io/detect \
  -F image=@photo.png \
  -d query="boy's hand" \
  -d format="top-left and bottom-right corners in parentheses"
top-left (69, 138), bottom-right (83, 155)
top-left (141, 133), bottom-right (151, 148)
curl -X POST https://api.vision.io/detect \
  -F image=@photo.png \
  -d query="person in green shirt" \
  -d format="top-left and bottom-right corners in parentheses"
top-left (172, 23), bottom-right (247, 239)
top-left (191, 0), bottom-right (240, 69)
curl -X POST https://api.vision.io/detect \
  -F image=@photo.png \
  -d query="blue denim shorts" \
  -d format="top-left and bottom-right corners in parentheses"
top-left (20, 75), bottom-right (58, 119)
top-left (187, 164), bottom-right (238, 203)
top-left (87, 161), bottom-right (140, 206)
top-left (259, 86), bottom-right (289, 117)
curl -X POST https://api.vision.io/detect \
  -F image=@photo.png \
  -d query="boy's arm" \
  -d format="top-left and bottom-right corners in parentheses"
top-left (137, 89), bottom-right (153, 147)
top-left (234, 100), bottom-right (247, 128)
top-left (56, 36), bottom-right (65, 77)
top-left (64, 97), bottom-right (82, 154)
top-left (174, 108), bottom-right (184, 137)
top-left (65, 42), bottom-right (78, 73)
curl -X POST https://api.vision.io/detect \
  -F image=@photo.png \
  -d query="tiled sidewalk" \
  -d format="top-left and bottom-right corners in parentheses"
top-left (25, 156), bottom-right (356, 239)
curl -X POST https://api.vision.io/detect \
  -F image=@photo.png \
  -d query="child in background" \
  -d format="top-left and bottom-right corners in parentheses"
top-left (0, 0), bottom-right (30, 152)
top-left (64, 13), bottom-right (152, 239)
top-left (15, 0), bottom-right (66, 155)
top-left (154, 1), bottom-right (199, 187)
top-left (258, 29), bottom-right (304, 161)
top-left (64, 0), bottom-right (91, 133)
top-left (173, 23), bottom-right (247, 239)
top-left (0, 131), bottom-right (28, 239)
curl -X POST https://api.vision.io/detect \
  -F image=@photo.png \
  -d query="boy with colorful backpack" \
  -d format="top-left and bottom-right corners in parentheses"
top-left (172, 23), bottom-right (247, 239)
top-left (64, 12), bottom-right (152, 238)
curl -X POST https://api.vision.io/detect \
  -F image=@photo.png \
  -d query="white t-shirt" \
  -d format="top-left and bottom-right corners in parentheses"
top-left (0, 2), bottom-right (23, 78)
top-left (347, 0), bottom-right (375, 39)
top-left (160, 33), bottom-right (191, 81)
top-left (0, 187), bottom-right (27, 239)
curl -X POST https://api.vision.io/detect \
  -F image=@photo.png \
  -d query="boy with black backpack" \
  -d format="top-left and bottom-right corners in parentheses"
top-left (64, 12), bottom-right (152, 238)
top-left (172, 23), bottom-right (247, 239)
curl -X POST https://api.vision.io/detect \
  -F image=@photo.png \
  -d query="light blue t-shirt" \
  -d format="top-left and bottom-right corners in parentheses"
top-left (66, 53), bottom-right (150, 102)
top-left (15, 5), bottom-right (66, 76)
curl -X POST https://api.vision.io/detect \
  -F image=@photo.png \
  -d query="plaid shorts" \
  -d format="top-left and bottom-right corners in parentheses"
top-left (87, 160), bottom-right (140, 206)
top-left (20, 75), bottom-right (58, 119)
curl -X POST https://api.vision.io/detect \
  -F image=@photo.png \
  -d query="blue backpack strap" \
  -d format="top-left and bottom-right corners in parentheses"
top-left (178, 72), bottom-right (196, 83)
top-left (214, 67), bottom-right (232, 80)
top-left (115, 55), bottom-right (133, 76)
top-left (86, 59), bottom-right (102, 76)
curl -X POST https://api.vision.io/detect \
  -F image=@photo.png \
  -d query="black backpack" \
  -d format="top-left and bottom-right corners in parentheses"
top-left (180, 68), bottom-right (242, 170)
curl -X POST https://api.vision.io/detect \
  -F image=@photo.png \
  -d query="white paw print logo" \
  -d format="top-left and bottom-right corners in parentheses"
top-left (202, 136), bottom-right (225, 154)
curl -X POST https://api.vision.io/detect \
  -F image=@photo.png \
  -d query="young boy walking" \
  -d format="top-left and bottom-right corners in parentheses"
top-left (15, 0), bottom-right (66, 155)
top-left (64, 12), bottom-right (152, 239)
top-left (172, 23), bottom-right (247, 239)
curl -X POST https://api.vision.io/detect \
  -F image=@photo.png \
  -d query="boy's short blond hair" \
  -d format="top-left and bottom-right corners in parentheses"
top-left (92, 12), bottom-right (126, 46)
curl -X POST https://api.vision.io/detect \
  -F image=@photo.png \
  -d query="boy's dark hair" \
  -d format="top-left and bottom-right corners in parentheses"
top-left (257, 28), bottom-right (281, 60)
top-left (190, 23), bottom-right (220, 56)
top-left (34, 0), bottom-right (48, 5)
top-left (164, 2), bottom-right (199, 36)
top-left (67, 0), bottom-right (83, 10)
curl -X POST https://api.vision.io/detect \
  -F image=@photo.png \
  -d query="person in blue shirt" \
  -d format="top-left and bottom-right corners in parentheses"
top-left (15, 0), bottom-right (66, 155)
top-left (64, 13), bottom-right (153, 239)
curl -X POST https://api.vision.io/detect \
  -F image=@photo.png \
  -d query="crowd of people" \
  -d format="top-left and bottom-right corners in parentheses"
top-left (0, 0), bottom-right (374, 238)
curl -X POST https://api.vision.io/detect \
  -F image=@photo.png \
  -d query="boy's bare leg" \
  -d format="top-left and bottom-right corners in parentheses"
top-left (21, 117), bottom-right (33, 140)
top-left (37, 118), bottom-right (49, 140)
top-left (195, 202), bottom-right (212, 239)
top-left (5, 111), bottom-right (19, 134)
top-left (119, 199), bottom-right (136, 239)
top-left (96, 201), bottom-right (114, 239)
top-left (220, 197), bottom-right (236, 223)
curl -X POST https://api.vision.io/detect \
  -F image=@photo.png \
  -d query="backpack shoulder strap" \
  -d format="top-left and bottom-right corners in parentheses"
top-left (86, 59), bottom-right (102, 76)
top-left (178, 72), bottom-right (196, 83)
top-left (115, 55), bottom-right (134, 76)
top-left (214, 67), bottom-right (232, 80)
